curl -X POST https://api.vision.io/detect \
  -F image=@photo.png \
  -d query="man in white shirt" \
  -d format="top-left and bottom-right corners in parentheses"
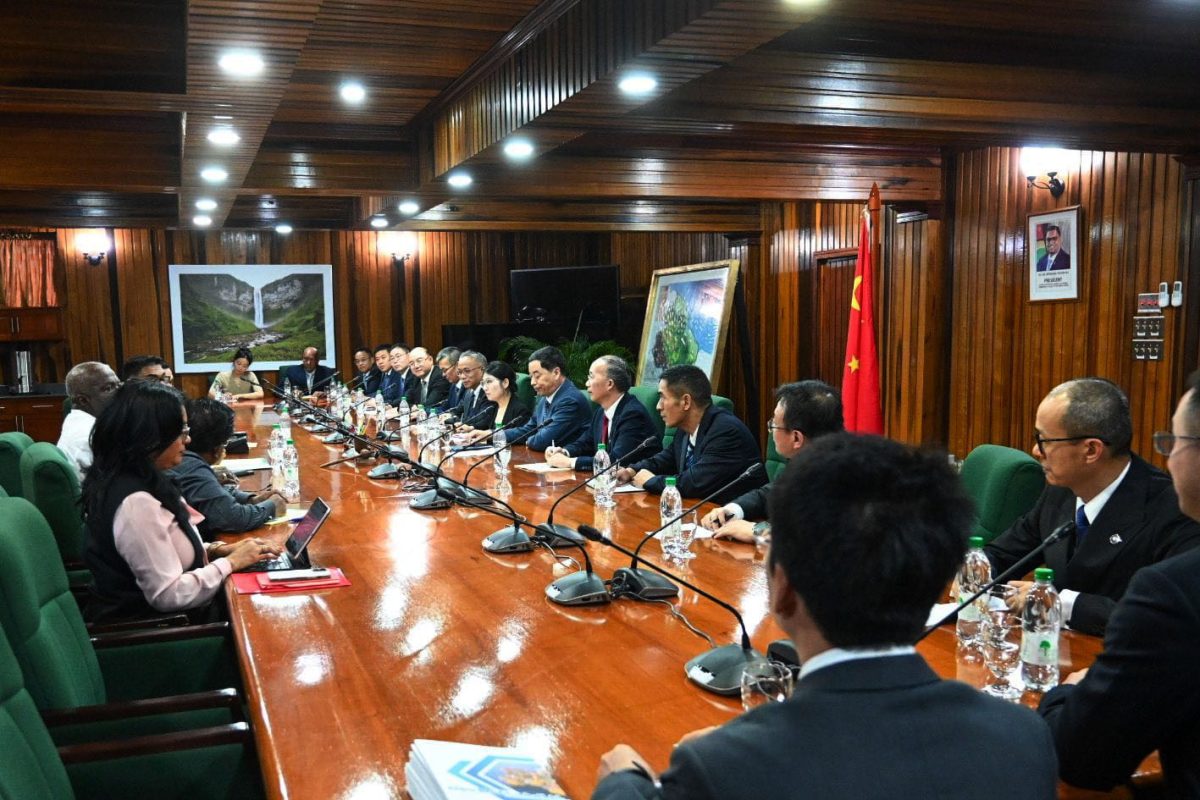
top-left (57, 362), bottom-right (121, 481)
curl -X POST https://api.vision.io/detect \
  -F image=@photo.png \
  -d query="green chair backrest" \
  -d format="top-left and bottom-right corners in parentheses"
top-left (20, 443), bottom-right (85, 564)
top-left (628, 386), bottom-right (665, 440)
top-left (662, 394), bottom-right (734, 450)
top-left (0, 432), bottom-right (34, 497)
top-left (0, 623), bottom-right (74, 799)
top-left (0, 498), bottom-right (106, 710)
top-left (958, 444), bottom-right (1047, 544)
top-left (765, 432), bottom-right (787, 482)
top-left (514, 372), bottom-right (536, 412)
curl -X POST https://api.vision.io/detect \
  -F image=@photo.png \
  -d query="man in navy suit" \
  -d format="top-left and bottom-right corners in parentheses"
top-left (545, 355), bottom-right (658, 472)
top-left (1036, 224), bottom-right (1070, 271)
top-left (615, 365), bottom-right (765, 505)
top-left (593, 435), bottom-right (1058, 800)
top-left (379, 343), bottom-right (410, 406)
top-left (1039, 371), bottom-right (1200, 796)
top-left (282, 347), bottom-right (335, 395)
top-left (453, 350), bottom-right (489, 425)
top-left (509, 346), bottom-right (591, 452)
top-left (435, 347), bottom-right (463, 412)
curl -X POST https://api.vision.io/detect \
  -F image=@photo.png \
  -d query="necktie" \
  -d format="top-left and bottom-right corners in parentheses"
top-left (600, 414), bottom-right (609, 445)
top-left (420, 378), bottom-right (428, 404)
top-left (1074, 506), bottom-right (1090, 546)
top-left (684, 440), bottom-right (697, 469)
top-left (307, 372), bottom-right (314, 392)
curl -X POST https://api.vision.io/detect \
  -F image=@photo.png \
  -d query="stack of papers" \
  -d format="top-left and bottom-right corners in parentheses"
top-left (406, 740), bottom-right (569, 800)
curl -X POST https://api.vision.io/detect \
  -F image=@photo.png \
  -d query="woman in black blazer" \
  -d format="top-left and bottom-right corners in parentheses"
top-left (467, 360), bottom-right (530, 436)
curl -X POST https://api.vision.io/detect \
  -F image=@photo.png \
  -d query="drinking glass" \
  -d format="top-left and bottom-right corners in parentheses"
top-left (740, 660), bottom-right (793, 711)
top-left (658, 523), bottom-right (679, 558)
top-left (980, 609), bottom-right (1022, 700)
top-left (673, 513), bottom-right (697, 561)
top-left (974, 583), bottom-right (1018, 619)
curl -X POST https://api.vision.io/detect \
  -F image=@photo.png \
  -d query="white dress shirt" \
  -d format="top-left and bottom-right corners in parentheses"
top-left (57, 408), bottom-right (96, 482)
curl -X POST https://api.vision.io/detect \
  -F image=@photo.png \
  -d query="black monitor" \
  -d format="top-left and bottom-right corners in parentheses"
top-left (509, 265), bottom-right (620, 333)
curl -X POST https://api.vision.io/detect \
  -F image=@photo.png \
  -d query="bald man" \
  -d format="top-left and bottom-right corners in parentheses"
top-left (404, 346), bottom-right (450, 408)
top-left (282, 347), bottom-right (335, 395)
top-left (58, 362), bottom-right (121, 480)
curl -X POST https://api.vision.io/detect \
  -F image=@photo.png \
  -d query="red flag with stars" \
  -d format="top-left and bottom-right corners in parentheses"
top-left (841, 207), bottom-right (883, 433)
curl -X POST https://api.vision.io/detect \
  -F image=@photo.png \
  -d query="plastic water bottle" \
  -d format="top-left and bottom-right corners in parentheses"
top-left (282, 439), bottom-right (300, 502)
top-left (398, 398), bottom-right (410, 430)
top-left (278, 403), bottom-right (292, 439)
top-left (1021, 567), bottom-right (1062, 691)
top-left (493, 424), bottom-right (509, 474)
top-left (955, 535), bottom-right (992, 652)
top-left (659, 477), bottom-right (683, 558)
top-left (374, 391), bottom-right (386, 432)
top-left (593, 443), bottom-right (614, 508)
top-left (268, 424), bottom-right (285, 491)
top-left (283, 377), bottom-right (293, 398)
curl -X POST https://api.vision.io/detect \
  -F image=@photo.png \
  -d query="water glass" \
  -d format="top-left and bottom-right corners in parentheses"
top-left (980, 609), bottom-right (1022, 701)
top-left (673, 514), bottom-right (697, 561)
top-left (740, 660), bottom-right (793, 711)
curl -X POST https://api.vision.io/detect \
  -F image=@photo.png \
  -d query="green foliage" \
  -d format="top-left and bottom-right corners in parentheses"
top-left (180, 292), bottom-right (258, 343)
top-left (499, 335), bottom-right (635, 388)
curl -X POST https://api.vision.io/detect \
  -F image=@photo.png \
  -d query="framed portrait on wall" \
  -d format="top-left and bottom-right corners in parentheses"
top-left (168, 264), bottom-right (336, 373)
top-left (634, 259), bottom-right (740, 389)
top-left (1028, 206), bottom-right (1081, 302)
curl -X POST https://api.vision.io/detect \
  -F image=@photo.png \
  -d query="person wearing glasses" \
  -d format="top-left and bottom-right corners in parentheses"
top-left (984, 377), bottom-right (1200, 636)
top-left (1038, 371), bottom-right (1200, 796)
top-left (452, 350), bottom-right (489, 425)
top-left (81, 380), bottom-right (280, 623)
top-left (1036, 224), bottom-right (1070, 271)
top-left (699, 380), bottom-right (842, 544)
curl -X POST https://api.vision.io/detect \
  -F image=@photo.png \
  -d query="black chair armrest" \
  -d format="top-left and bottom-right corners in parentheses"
top-left (90, 621), bottom-right (230, 649)
top-left (86, 614), bottom-right (191, 634)
top-left (42, 689), bottom-right (241, 728)
top-left (58, 722), bottom-right (252, 764)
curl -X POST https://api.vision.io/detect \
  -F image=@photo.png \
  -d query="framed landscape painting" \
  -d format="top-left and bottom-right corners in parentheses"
top-left (168, 264), bottom-right (336, 373)
top-left (634, 259), bottom-right (740, 389)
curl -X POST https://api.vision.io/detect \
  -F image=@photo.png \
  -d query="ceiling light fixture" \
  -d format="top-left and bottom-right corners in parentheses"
top-left (618, 73), bottom-right (657, 95)
top-left (195, 198), bottom-right (218, 211)
top-left (503, 139), bottom-right (535, 160)
top-left (370, 216), bottom-right (389, 228)
top-left (447, 172), bottom-right (472, 188)
top-left (340, 81), bottom-right (367, 104)
top-left (398, 201), bottom-right (420, 215)
top-left (207, 128), bottom-right (240, 146)
top-left (193, 215), bottom-right (213, 227)
top-left (217, 50), bottom-right (264, 77)
top-left (275, 223), bottom-right (293, 234)
top-left (200, 166), bottom-right (228, 183)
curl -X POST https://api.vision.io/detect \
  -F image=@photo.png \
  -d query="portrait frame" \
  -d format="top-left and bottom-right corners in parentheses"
top-left (1028, 206), bottom-right (1081, 302)
top-left (168, 264), bottom-right (336, 373)
top-left (634, 258), bottom-right (740, 389)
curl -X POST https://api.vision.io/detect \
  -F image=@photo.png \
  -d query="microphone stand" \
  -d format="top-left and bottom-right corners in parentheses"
top-left (613, 463), bottom-right (764, 601)
top-left (410, 419), bottom-right (528, 511)
top-left (580, 524), bottom-right (765, 695)
top-left (916, 519), bottom-right (1076, 641)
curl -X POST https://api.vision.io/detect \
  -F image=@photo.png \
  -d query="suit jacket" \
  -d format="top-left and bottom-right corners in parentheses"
top-left (1039, 546), bottom-right (1200, 798)
top-left (282, 364), bottom-right (334, 394)
top-left (404, 369), bottom-right (450, 408)
top-left (435, 380), bottom-right (463, 413)
top-left (630, 405), bottom-right (765, 505)
top-left (358, 367), bottom-right (383, 396)
top-left (984, 454), bottom-right (1200, 636)
top-left (729, 481), bottom-right (771, 520)
top-left (456, 385), bottom-right (489, 426)
top-left (379, 368), bottom-right (409, 406)
top-left (592, 654), bottom-right (1058, 800)
top-left (473, 397), bottom-right (531, 432)
top-left (1037, 249), bottom-right (1071, 271)
top-left (563, 393), bottom-right (660, 472)
top-left (509, 380), bottom-right (591, 452)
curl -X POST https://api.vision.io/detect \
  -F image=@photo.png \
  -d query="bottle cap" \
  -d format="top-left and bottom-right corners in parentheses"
top-left (597, 443), bottom-right (607, 451)
top-left (665, 477), bottom-right (676, 486)
top-left (968, 535), bottom-right (984, 548)
top-left (495, 422), bottom-right (503, 429)
top-left (286, 439), bottom-right (294, 445)
top-left (273, 423), bottom-right (281, 429)
top-left (1034, 567), bottom-right (1054, 582)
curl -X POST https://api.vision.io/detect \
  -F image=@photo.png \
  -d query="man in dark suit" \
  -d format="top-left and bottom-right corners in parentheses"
top-left (379, 343), bottom-right (410, 406)
top-left (545, 355), bottom-right (658, 472)
top-left (509, 345), bottom-right (591, 452)
top-left (453, 350), bottom-right (489, 425)
top-left (985, 377), bottom-right (1200, 635)
top-left (435, 347), bottom-right (463, 412)
top-left (282, 347), bottom-right (335, 395)
top-left (1038, 371), bottom-right (1200, 797)
top-left (403, 346), bottom-right (450, 408)
top-left (701, 379), bottom-right (842, 544)
top-left (1036, 224), bottom-right (1071, 271)
top-left (593, 435), bottom-right (1059, 800)
top-left (615, 365), bottom-right (765, 505)
top-left (353, 346), bottom-right (382, 395)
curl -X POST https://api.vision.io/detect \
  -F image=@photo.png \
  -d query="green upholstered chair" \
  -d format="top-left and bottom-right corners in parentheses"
top-left (0, 498), bottom-right (241, 716)
top-left (958, 444), bottom-right (1047, 544)
top-left (0, 621), bottom-right (261, 800)
top-left (20, 443), bottom-right (88, 579)
top-left (514, 372), bottom-right (536, 412)
top-left (662, 394), bottom-right (735, 450)
top-left (628, 385), bottom-right (665, 440)
top-left (0, 431), bottom-right (34, 497)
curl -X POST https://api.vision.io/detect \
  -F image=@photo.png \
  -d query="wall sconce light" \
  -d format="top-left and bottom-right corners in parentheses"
top-left (77, 229), bottom-right (111, 266)
top-left (1021, 147), bottom-right (1070, 199)
top-left (380, 231), bottom-right (417, 266)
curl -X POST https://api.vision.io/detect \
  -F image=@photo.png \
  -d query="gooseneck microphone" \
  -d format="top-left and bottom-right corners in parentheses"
top-left (917, 519), bottom-right (1076, 642)
top-left (460, 415), bottom-right (544, 485)
top-left (310, 370), bottom-right (340, 393)
top-left (409, 418), bottom-right (530, 511)
top-left (614, 463), bottom-right (763, 600)
top-left (542, 530), bottom-right (610, 607)
top-left (579, 524), bottom-right (765, 695)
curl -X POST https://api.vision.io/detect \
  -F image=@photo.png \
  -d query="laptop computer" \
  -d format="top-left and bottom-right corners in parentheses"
top-left (240, 497), bottom-right (331, 572)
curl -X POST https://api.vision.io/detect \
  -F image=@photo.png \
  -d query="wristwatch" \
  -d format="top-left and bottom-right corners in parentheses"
top-left (751, 521), bottom-right (772, 547)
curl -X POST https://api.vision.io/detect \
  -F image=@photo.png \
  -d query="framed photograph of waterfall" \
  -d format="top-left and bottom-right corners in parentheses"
top-left (167, 264), bottom-right (336, 373)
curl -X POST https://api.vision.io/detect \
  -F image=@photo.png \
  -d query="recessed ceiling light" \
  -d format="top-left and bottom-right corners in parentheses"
top-left (340, 81), bottom-right (367, 104)
top-left (207, 128), bottom-right (240, 146)
top-left (217, 50), bottom-right (264, 77)
top-left (618, 73), bottom-right (657, 95)
top-left (632, 203), bottom-right (657, 215)
top-left (193, 215), bottom-right (213, 227)
top-left (275, 223), bottom-right (293, 234)
top-left (370, 216), bottom-right (389, 228)
top-left (195, 198), bottom-right (218, 211)
top-left (213, 115), bottom-right (233, 121)
top-left (398, 201), bottom-right (420, 215)
top-left (447, 172), bottom-right (472, 188)
top-left (200, 166), bottom-right (228, 183)
top-left (503, 139), bottom-right (535, 160)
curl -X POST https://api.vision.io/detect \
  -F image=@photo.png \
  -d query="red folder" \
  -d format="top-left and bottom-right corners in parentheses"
top-left (230, 567), bottom-right (350, 595)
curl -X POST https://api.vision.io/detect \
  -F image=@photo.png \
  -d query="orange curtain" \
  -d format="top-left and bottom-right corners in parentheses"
top-left (0, 238), bottom-right (58, 306)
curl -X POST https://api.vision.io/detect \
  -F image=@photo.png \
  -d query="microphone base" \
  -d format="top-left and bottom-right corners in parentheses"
top-left (610, 566), bottom-right (679, 600)
top-left (323, 432), bottom-right (346, 444)
top-left (766, 639), bottom-right (800, 670)
top-left (410, 488), bottom-right (453, 510)
top-left (367, 463), bottom-right (404, 480)
top-left (684, 644), bottom-right (766, 696)
top-left (545, 571), bottom-right (611, 606)
top-left (482, 526), bottom-right (535, 554)
top-left (533, 523), bottom-right (585, 547)
top-left (379, 429), bottom-right (405, 441)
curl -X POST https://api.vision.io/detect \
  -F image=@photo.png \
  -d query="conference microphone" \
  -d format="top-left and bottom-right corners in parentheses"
top-left (322, 395), bottom-right (374, 445)
top-left (534, 436), bottom-right (660, 545)
top-left (613, 463), bottom-right (764, 601)
top-left (579, 524), bottom-right (765, 695)
top-left (460, 414), bottom-right (542, 486)
top-left (409, 418), bottom-right (529, 511)
top-left (310, 370), bottom-right (340, 393)
top-left (916, 519), bottom-right (1076, 642)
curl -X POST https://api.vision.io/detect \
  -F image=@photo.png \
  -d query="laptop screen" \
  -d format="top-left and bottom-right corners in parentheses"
top-left (285, 497), bottom-right (330, 558)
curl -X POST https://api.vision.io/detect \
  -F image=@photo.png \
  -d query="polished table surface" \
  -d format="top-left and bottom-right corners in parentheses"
top-left (222, 404), bottom-right (1135, 800)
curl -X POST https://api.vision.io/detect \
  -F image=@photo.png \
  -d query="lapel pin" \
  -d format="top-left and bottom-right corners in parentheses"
top-left (1109, 533), bottom-right (1123, 545)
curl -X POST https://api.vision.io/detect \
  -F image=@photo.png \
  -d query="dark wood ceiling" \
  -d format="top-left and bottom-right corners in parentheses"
top-left (1, 0), bottom-right (1197, 231)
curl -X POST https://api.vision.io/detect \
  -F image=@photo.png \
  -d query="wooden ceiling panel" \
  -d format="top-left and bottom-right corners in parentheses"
top-left (225, 194), bottom-right (355, 229)
top-left (0, 190), bottom-right (175, 227)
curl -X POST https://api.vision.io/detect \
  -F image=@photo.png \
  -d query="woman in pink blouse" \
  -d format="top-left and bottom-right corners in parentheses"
top-left (82, 379), bottom-right (280, 623)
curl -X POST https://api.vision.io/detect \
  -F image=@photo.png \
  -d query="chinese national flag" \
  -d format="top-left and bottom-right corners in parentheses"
top-left (841, 208), bottom-right (883, 434)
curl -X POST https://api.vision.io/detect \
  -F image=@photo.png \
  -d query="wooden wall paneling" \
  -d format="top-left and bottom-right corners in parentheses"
top-left (57, 228), bottom-right (118, 368)
top-left (1183, 168), bottom-right (1200, 381)
top-left (114, 228), bottom-right (167, 363)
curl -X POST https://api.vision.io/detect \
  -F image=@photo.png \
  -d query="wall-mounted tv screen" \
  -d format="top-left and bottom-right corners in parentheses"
top-left (509, 265), bottom-right (620, 333)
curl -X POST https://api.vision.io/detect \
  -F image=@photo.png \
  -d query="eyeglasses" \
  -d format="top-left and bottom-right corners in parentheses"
top-left (177, 425), bottom-right (191, 441)
top-left (1152, 431), bottom-right (1200, 456)
top-left (767, 421), bottom-right (792, 434)
top-left (1034, 434), bottom-right (1106, 457)
top-left (457, 365), bottom-right (482, 375)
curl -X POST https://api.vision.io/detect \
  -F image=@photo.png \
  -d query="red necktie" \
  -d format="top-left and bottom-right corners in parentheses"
top-left (600, 414), bottom-right (609, 445)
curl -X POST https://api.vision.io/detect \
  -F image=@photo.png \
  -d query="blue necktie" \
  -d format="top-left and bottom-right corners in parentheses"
top-left (684, 440), bottom-right (697, 469)
top-left (1074, 506), bottom-right (1090, 545)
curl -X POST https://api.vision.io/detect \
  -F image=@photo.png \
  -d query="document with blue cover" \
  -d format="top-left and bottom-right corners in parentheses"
top-left (406, 739), bottom-right (569, 800)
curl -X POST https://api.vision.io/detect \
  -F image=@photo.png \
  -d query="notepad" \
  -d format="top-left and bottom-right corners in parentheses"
top-left (220, 457), bottom-right (272, 473)
top-left (612, 483), bottom-right (646, 494)
top-left (514, 462), bottom-right (573, 474)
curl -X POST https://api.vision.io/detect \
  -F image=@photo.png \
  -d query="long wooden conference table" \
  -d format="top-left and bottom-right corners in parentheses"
top-left (222, 403), bottom-right (1142, 800)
